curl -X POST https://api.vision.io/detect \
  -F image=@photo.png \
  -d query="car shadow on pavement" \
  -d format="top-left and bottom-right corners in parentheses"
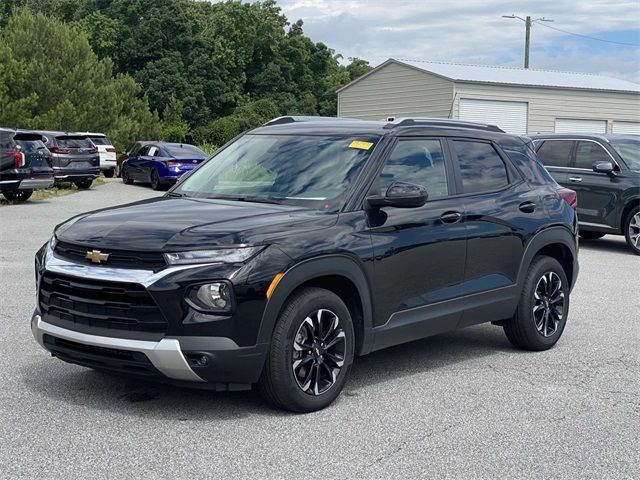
top-left (579, 237), bottom-right (633, 255)
top-left (21, 324), bottom-right (515, 418)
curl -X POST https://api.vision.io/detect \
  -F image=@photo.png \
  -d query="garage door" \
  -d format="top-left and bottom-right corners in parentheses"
top-left (459, 99), bottom-right (528, 135)
top-left (555, 118), bottom-right (607, 133)
top-left (612, 121), bottom-right (640, 135)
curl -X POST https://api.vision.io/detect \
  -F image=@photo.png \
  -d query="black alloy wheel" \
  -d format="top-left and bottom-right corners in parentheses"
top-left (292, 309), bottom-right (346, 396)
top-left (532, 271), bottom-right (565, 337)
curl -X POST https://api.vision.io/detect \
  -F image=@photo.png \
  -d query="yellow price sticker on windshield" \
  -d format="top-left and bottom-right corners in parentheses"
top-left (349, 140), bottom-right (374, 151)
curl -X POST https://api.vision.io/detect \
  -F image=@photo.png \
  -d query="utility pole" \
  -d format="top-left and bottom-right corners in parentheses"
top-left (502, 14), bottom-right (554, 69)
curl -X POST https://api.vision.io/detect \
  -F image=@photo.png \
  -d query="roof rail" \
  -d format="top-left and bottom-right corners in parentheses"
top-left (262, 116), bottom-right (362, 126)
top-left (384, 117), bottom-right (504, 133)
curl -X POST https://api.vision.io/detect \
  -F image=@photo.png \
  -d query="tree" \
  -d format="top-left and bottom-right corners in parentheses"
top-left (160, 97), bottom-right (189, 142)
top-left (0, 9), bottom-right (158, 149)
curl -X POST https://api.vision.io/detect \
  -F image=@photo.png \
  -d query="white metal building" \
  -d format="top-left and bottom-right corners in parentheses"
top-left (337, 59), bottom-right (640, 135)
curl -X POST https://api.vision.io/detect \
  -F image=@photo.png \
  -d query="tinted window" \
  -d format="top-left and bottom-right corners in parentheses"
top-left (56, 136), bottom-right (93, 148)
top-left (379, 139), bottom-right (448, 199)
top-left (536, 140), bottom-right (573, 167)
top-left (575, 141), bottom-right (610, 169)
top-left (16, 139), bottom-right (46, 152)
top-left (165, 144), bottom-right (206, 158)
top-left (452, 140), bottom-right (509, 193)
top-left (89, 136), bottom-right (111, 146)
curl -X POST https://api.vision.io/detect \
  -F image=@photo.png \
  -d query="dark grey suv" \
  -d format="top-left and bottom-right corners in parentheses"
top-left (532, 134), bottom-right (640, 255)
top-left (34, 131), bottom-right (100, 189)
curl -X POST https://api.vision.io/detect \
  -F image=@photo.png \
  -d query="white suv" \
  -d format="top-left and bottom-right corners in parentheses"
top-left (85, 133), bottom-right (117, 177)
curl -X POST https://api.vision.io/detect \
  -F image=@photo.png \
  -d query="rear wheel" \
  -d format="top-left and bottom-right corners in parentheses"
top-left (150, 169), bottom-right (163, 191)
top-left (624, 207), bottom-right (640, 255)
top-left (103, 169), bottom-right (114, 178)
top-left (257, 287), bottom-right (355, 412)
top-left (74, 179), bottom-right (93, 190)
top-left (579, 231), bottom-right (605, 240)
top-left (122, 166), bottom-right (133, 185)
top-left (2, 189), bottom-right (33, 202)
top-left (504, 255), bottom-right (570, 351)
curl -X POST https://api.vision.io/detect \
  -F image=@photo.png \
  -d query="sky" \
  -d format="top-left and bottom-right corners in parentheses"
top-left (276, 0), bottom-right (640, 82)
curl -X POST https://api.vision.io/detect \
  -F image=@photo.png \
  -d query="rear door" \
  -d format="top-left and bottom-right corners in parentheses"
top-left (448, 138), bottom-right (534, 328)
top-left (569, 140), bottom-right (621, 229)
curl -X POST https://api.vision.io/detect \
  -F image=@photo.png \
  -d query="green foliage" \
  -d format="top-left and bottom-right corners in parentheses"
top-left (0, 9), bottom-right (159, 149)
top-left (1, 1), bottom-right (374, 148)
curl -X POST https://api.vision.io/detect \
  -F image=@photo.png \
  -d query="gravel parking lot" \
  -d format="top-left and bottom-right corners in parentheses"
top-left (1, 179), bottom-right (638, 479)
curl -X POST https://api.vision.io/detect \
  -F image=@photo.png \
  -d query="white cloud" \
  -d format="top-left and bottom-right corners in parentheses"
top-left (277, 0), bottom-right (640, 81)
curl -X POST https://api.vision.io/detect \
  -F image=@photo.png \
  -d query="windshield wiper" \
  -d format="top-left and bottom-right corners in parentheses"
top-left (207, 194), bottom-right (283, 205)
top-left (167, 191), bottom-right (187, 198)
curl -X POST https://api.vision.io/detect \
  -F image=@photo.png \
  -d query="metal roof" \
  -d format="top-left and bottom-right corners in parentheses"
top-left (338, 58), bottom-right (640, 94)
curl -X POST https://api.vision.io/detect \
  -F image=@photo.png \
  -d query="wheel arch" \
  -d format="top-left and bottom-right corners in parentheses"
top-left (518, 226), bottom-right (578, 291)
top-left (257, 254), bottom-right (374, 356)
top-left (621, 197), bottom-right (639, 230)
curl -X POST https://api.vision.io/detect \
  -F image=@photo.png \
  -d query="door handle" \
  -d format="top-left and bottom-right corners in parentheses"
top-left (569, 177), bottom-right (583, 182)
top-left (519, 201), bottom-right (536, 213)
top-left (440, 211), bottom-right (463, 223)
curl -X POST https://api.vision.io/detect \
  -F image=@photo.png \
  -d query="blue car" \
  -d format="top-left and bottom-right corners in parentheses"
top-left (121, 142), bottom-right (207, 190)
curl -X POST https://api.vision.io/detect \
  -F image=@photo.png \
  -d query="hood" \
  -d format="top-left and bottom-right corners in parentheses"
top-left (55, 197), bottom-right (336, 251)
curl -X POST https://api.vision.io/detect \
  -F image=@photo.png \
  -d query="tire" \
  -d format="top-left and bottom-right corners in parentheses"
top-left (122, 166), bottom-right (133, 185)
top-left (74, 179), bottom-right (93, 190)
top-left (623, 206), bottom-right (640, 255)
top-left (2, 189), bottom-right (33, 202)
top-left (150, 169), bottom-right (163, 191)
top-left (257, 287), bottom-right (355, 413)
top-left (103, 169), bottom-right (114, 178)
top-left (579, 231), bottom-right (605, 240)
top-left (503, 255), bottom-right (570, 351)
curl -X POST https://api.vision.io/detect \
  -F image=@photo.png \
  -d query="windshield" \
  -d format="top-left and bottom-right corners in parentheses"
top-left (610, 140), bottom-right (640, 170)
top-left (175, 134), bottom-right (379, 209)
top-left (165, 143), bottom-right (205, 158)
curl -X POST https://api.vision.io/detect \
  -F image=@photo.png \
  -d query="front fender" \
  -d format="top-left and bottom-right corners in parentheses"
top-left (256, 254), bottom-right (375, 355)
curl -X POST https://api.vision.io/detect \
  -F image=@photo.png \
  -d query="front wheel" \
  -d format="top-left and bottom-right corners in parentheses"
top-left (74, 179), bottom-right (93, 190)
top-left (624, 207), bottom-right (640, 255)
top-left (257, 287), bottom-right (355, 413)
top-left (504, 255), bottom-right (570, 351)
top-left (2, 189), bottom-right (33, 201)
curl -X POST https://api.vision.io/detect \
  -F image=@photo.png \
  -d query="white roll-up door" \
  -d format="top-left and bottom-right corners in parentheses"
top-left (612, 121), bottom-right (640, 135)
top-left (459, 99), bottom-right (528, 134)
top-left (555, 118), bottom-right (607, 133)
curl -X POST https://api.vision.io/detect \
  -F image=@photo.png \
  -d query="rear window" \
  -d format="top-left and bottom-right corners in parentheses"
top-left (165, 144), bottom-right (205, 158)
top-left (56, 136), bottom-right (93, 148)
top-left (89, 136), bottom-right (111, 146)
top-left (16, 139), bottom-right (47, 152)
top-left (536, 140), bottom-right (573, 167)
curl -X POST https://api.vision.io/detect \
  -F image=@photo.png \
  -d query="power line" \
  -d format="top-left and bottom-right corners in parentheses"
top-left (537, 22), bottom-right (640, 47)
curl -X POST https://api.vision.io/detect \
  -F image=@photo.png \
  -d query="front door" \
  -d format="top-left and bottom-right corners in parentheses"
top-left (367, 137), bottom-right (467, 350)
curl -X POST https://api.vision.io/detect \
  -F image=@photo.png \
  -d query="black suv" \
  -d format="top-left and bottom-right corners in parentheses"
top-left (34, 131), bottom-right (100, 189)
top-left (532, 134), bottom-right (640, 255)
top-left (32, 117), bottom-right (579, 412)
top-left (0, 129), bottom-right (53, 201)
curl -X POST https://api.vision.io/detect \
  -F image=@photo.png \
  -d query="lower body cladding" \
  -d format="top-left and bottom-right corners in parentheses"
top-left (31, 313), bottom-right (266, 391)
top-left (0, 176), bottom-right (54, 191)
top-left (32, 242), bottom-right (273, 391)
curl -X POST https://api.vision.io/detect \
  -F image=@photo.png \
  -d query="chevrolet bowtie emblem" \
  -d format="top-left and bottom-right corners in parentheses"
top-left (85, 250), bottom-right (110, 264)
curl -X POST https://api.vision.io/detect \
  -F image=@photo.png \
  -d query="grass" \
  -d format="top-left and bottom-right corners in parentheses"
top-left (0, 177), bottom-right (106, 206)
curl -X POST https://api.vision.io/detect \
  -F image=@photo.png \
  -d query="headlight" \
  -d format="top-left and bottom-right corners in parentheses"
top-left (164, 246), bottom-right (263, 265)
top-left (186, 282), bottom-right (234, 312)
top-left (49, 235), bottom-right (58, 251)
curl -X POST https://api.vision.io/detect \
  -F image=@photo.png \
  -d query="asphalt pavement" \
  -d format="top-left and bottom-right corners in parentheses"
top-left (1, 178), bottom-right (638, 479)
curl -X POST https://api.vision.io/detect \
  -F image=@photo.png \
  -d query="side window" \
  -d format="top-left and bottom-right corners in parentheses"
top-left (379, 139), bottom-right (449, 199)
top-left (153, 148), bottom-right (164, 157)
top-left (451, 140), bottom-right (509, 194)
top-left (147, 146), bottom-right (159, 156)
top-left (137, 146), bottom-right (150, 156)
top-left (575, 141), bottom-right (609, 169)
top-left (536, 140), bottom-right (573, 167)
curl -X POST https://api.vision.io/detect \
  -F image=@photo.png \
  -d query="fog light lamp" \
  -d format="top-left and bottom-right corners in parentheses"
top-left (189, 282), bottom-right (233, 312)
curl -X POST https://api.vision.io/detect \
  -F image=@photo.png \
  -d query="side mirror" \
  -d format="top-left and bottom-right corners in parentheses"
top-left (592, 160), bottom-right (615, 174)
top-left (366, 181), bottom-right (428, 209)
